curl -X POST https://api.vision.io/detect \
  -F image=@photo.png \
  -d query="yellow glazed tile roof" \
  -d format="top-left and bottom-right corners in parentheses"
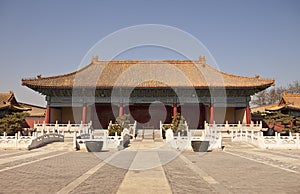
top-left (22, 57), bottom-right (274, 89)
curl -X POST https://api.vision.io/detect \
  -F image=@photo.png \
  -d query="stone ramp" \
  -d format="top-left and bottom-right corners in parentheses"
top-left (117, 143), bottom-right (176, 194)
top-left (128, 139), bottom-right (166, 150)
top-left (117, 133), bottom-right (190, 194)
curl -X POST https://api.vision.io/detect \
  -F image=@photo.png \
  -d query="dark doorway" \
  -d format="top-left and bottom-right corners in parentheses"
top-left (94, 104), bottom-right (118, 129)
top-left (129, 103), bottom-right (172, 129)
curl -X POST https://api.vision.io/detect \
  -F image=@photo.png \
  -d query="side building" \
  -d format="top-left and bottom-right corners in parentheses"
top-left (266, 92), bottom-right (300, 117)
top-left (22, 56), bottom-right (274, 129)
top-left (20, 103), bottom-right (45, 129)
top-left (0, 91), bottom-right (31, 118)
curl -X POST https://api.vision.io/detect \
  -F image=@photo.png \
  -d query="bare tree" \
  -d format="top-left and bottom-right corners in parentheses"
top-left (251, 81), bottom-right (299, 107)
top-left (251, 90), bottom-right (269, 106)
top-left (287, 81), bottom-right (300, 94)
top-left (267, 86), bottom-right (284, 104)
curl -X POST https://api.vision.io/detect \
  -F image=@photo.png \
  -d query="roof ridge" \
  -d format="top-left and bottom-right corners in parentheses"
top-left (22, 60), bottom-right (201, 82)
top-left (22, 59), bottom-right (274, 82)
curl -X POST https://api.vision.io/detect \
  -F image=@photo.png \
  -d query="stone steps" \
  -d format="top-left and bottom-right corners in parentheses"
top-left (143, 129), bottom-right (154, 139)
top-left (136, 129), bottom-right (163, 140)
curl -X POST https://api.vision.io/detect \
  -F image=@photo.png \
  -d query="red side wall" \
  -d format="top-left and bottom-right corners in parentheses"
top-left (24, 117), bottom-right (45, 128)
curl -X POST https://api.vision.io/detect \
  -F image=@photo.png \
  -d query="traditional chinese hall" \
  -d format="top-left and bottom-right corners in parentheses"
top-left (22, 56), bottom-right (274, 129)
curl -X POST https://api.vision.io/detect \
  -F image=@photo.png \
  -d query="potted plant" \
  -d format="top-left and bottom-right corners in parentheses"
top-left (171, 113), bottom-right (188, 136)
top-left (108, 123), bottom-right (123, 136)
top-left (108, 114), bottom-right (131, 135)
top-left (108, 114), bottom-right (131, 148)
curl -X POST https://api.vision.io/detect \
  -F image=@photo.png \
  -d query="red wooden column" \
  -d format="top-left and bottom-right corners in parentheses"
top-left (82, 103), bottom-right (87, 124)
top-left (246, 106), bottom-right (251, 124)
top-left (45, 105), bottom-right (50, 124)
top-left (209, 103), bottom-right (214, 124)
top-left (173, 103), bottom-right (177, 117)
top-left (119, 103), bottom-right (123, 117)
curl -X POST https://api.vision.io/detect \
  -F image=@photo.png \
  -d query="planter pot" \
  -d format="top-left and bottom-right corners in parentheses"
top-left (123, 134), bottom-right (130, 148)
top-left (264, 128), bottom-right (275, 136)
top-left (191, 141), bottom-right (209, 152)
top-left (85, 141), bottom-right (103, 152)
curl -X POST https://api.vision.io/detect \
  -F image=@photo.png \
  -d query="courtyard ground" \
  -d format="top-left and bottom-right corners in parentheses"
top-left (0, 138), bottom-right (299, 194)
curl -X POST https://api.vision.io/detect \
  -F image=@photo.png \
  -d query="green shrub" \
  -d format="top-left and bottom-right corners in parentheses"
top-left (108, 114), bottom-right (131, 136)
top-left (0, 112), bottom-right (29, 135)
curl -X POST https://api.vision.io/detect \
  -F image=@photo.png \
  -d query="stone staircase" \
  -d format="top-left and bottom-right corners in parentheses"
top-left (143, 129), bottom-right (154, 139)
top-left (136, 129), bottom-right (163, 141)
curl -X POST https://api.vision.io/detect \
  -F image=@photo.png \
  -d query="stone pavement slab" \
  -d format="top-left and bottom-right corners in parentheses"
top-left (0, 152), bottom-right (102, 194)
top-left (0, 149), bottom-right (37, 158)
top-left (69, 150), bottom-right (136, 194)
top-left (0, 149), bottom-right (56, 165)
top-left (162, 153), bottom-right (215, 194)
top-left (69, 163), bottom-right (128, 194)
top-left (224, 141), bottom-right (300, 173)
top-left (182, 151), bottom-right (300, 193)
top-left (61, 150), bottom-right (136, 194)
top-left (0, 140), bottom-right (300, 194)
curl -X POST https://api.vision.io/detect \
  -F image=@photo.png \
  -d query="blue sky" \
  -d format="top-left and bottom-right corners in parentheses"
top-left (0, 0), bottom-right (299, 106)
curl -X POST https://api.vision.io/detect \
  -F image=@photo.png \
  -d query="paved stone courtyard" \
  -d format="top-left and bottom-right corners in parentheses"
top-left (0, 138), bottom-right (299, 194)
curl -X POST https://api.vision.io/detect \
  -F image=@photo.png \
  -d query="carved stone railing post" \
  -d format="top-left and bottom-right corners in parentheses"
top-left (259, 121), bottom-right (263, 129)
top-left (15, 133), bottom-right (18, 148)
top-left (238, 121), bottom-right (242, 130)
top-left (276, 132), bottom-right (280, 146)
top-left (225, 121), bottom-right (229, 133)
top-left (80, 121), bottom-right (83, 134)
top-left (55, 121), bottom-right (59, 131)
top-left (42, 121), bottom-right (46, 131)
top-left (159, 121), bottom-right (163, 139)
top-left (250, 121), bottom-right (254, 128)
top-left (296, 133), bottom-right (300, 148)
top-left (67, 120), bottom-right (71, 132)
